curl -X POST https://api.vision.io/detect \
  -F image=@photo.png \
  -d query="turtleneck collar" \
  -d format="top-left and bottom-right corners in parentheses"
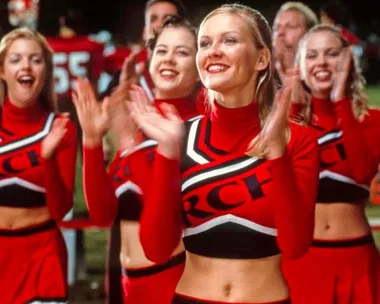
top-left (1, 98), bottom-right (45, 131)
top-left (210, 100), bottom-right (260, 129)
top-left (311, 96), bottom-right (335, 117)
top-left (154, 96), bottom-right (198, 121)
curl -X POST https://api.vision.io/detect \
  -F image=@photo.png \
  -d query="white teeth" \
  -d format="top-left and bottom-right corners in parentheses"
top-left (160, 70), bottom-right (177, 76)
top-left (207, 65), bottom-right (227, 72)
top-left (18, 75), bottom-right (34, 82)
top-left (315, 71), bottom-right (330, 79)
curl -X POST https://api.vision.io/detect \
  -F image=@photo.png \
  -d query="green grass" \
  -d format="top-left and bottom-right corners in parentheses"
top-left (365, 86), bottom-right (380, 246)
top-left (72, 86), bottom-right (380, 289)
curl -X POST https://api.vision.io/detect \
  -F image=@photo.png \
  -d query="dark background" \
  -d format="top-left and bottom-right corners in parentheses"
top-left (0, 0), bottom-right (377, 43)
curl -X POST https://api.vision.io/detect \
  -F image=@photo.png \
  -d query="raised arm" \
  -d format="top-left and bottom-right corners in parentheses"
top-left (128, 85), bottom-right (184, 263)
top-left (270, 126), bottom-right (319, 260)
top-left (72, 78), bottom-right (117, 225)
top-left (248, 76), bottom-right (319, 260)
top-left (331, 47), bottom-right (377, 183)
top-left (41, 115), bottom-right (77, 221)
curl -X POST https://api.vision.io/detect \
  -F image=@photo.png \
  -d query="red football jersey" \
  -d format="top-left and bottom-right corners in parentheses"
top-left (104, 47), bottom-right (155, 100)
top-left (104, 47), bottom-right (148, 75)
top-left (47, 36), bottom-right (104, 101)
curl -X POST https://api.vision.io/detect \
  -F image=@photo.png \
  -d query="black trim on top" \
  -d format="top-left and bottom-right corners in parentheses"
top-left (0, 184), bottom-right (46, 208)
top-left (312, 234), bottom-right (374, 248)
top-left (183, 222), bottom-right (280, 259)
top-left (0, 219), bottom-right (56, 237)
top-left (122, 251), bottom-right (185, 278)
top-left (182, 155), bottom-right (263, 196)
top-left (203, 119), bottom-right (228, 156)
top-left (317, 178), bottom-right (369, 203)
top-left (116, 191), bottom-right (142, 221)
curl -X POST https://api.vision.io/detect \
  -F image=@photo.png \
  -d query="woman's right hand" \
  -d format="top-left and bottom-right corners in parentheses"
top-left (127, 85), bottom-right (184, 159)
top-left (119, 52), bottom-right (145, 84)
top-left (72, 78), bottom-right (110, 147)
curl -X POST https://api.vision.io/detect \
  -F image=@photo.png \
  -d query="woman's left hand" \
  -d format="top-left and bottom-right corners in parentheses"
top-left (331, 47), bottom-right (352, 102)
top-left (41, 113), bottom-right (70, 159)
top-left (248, 74), bottom-right (294, 160)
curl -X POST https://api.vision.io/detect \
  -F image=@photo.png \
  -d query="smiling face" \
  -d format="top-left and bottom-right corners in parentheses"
top-left (300, 30), bottom-right (343, 98)
top-left (149, 26), bottom-right (198, 99)
top-left (1, 38), bottom-right (46, 107)
top-left (196, 12), bottom-right (268, 99)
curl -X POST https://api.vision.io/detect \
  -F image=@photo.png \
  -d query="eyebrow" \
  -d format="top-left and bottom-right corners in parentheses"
top-left (199, 31), bottom-right (239, 39)
top-left (306, 47), bottom-right (341, 51)
top-left (8, 52), bottom-right (43, 56)
top-left (156, 44), bottom-right (192, 50)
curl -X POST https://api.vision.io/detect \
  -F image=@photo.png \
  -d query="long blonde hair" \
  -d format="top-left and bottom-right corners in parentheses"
top-left (199, 3), bottom-right (275, 123)
top-left (296, 24), bottom-right (368, 123)
top-left (0, 28), bottom-right (57, 112)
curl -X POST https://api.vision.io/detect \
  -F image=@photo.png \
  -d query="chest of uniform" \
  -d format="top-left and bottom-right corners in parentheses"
top-left (0, 139), bottom-right (44, 179)
top-left (181, 156), bottom-right (275, 227)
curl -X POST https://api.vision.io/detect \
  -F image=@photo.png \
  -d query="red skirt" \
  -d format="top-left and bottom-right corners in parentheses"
top-left (0, 220), bottom-right (68, 304)
top-left (282, 234), bottom-right (380, 304)
top-left (121, 252), bottom-right (185, 304)
top-left (172, 293), bottom-right (291, 304)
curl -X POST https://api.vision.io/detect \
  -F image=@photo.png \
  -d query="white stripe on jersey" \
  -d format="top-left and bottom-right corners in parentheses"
top-left (119, 139), bottom-right (158, 158)
top-left (0, 113), bottom-right (54, 154)
top-left (26, 301), bottom-right (67, 304)
top-left (182, 156), bottom-right (260, 192)
top-left (183, 214), bottom-right (277, 237)
top-left (319, 170), bottom-right (368, 190)
top-left (115, 181), bottom-right (143, 197)
top-left (0, 177), bottom-right (46, 192)
top-left (318, 130), bottom-right (343, 145)
top-left (186, 118), bottom-right (209, 165)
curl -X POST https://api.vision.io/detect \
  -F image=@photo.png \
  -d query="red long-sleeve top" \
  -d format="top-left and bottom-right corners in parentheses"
top-left (0, 99), bottom-right (77, 221)
top-left (140, 100), bottom-right (320, 263)
top-left (83, 96), bottom-right (198, 226)
top-left (292, 97), bottom-right (380, 202)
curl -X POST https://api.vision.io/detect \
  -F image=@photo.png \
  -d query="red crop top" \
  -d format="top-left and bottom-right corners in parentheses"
top-left (0, 99), bottom-right (77, 220)
top-left (293, 97), bottom-right (380, 203)
top-left (140, 101), bottom-right (320, 262)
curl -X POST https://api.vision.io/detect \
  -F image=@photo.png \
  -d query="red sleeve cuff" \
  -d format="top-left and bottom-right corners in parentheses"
top-left (83, 144), bottom-right (104, 161)
top-left (154, 152), bottom-right (180, 180)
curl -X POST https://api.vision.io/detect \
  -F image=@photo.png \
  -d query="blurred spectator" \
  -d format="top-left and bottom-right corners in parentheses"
top-left (272, 1), bottom-right (318, 83)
